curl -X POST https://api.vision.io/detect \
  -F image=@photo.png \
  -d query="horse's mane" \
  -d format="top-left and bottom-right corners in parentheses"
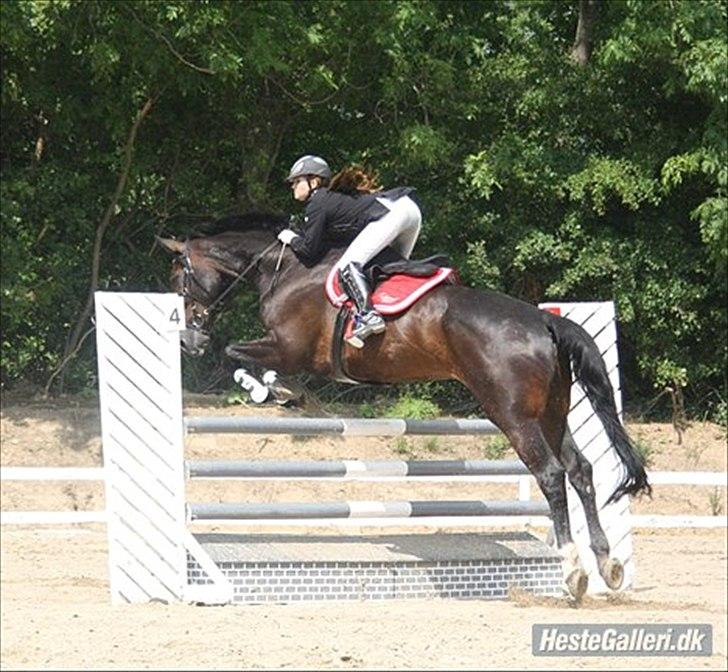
top-left (195, 211), bottom-right (288, 237)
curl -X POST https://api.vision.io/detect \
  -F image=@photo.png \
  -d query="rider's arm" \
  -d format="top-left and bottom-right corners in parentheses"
top-left (289, 190), bottom-right (328, 261)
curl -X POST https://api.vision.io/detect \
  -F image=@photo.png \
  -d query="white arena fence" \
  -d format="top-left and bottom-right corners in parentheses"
top-left (2, 467), bottom-right (725, 529)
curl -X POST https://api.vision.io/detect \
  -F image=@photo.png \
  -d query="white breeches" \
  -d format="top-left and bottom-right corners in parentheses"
top-left (335, 195), bottom-right (422, 269)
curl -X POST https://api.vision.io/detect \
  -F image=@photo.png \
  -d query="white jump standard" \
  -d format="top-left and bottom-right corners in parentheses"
top-left (94, 292), bottom-right (633, 605)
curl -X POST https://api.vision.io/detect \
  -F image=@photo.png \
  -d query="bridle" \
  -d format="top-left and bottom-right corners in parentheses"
top-left (179, 240), bottom-right (280, 329)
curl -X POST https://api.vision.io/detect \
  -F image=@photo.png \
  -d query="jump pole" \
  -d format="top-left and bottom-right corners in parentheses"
top-left (95, 292), bottom-right (633, 604)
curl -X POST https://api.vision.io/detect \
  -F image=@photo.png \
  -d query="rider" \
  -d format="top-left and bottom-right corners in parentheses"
top-left (278, 155), bottom-right (422, 347)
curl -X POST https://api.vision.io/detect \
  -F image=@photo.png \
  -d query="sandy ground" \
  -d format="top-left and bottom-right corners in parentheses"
top-left (1, 397), bottom-right (726, 670)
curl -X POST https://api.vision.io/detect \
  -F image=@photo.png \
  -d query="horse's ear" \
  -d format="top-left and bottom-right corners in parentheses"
top-left (156, 236), bottom-right (185, 255)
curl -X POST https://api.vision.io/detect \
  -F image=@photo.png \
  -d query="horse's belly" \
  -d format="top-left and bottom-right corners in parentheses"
top-left (342, 303), bottom-right (454, 383)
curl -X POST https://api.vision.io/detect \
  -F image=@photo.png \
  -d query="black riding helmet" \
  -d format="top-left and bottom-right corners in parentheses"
top-left (286, 155), bottom-right (332, 184)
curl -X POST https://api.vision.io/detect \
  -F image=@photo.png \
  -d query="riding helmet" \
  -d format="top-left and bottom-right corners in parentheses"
top-left (286, 155), bottom-right (332, 183)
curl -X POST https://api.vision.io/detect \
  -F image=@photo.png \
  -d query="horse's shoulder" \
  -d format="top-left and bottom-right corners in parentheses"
top-left (289, 247), bottom-right (343, 273)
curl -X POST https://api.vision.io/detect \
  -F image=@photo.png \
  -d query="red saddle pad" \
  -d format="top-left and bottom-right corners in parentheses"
top-left (325, 266), bottom-right (455, 316)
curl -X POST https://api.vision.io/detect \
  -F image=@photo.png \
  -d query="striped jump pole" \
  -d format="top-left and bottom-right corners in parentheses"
top-left (186, 459), bottom-right (530, 479)
top-left (96, 292), bottom-right (634, 605)
top-left (188, 500), bottom-right (551, 521)
top-left (185, 416), bottom-right (499, 436)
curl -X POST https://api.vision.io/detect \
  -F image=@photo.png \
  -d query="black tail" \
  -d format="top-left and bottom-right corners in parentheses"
top-left (546, 313), bottom-right (652, 505)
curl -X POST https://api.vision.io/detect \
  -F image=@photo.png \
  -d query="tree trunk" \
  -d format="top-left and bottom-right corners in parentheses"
top-left (571, 0), bottom-right (599, 66)
top-left (45, 96), bottom-right (155, 396)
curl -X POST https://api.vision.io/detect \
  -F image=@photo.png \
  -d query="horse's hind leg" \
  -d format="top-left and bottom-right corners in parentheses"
top-left (500, 420), bottom-right (589, 600)
top-left (558, 428), bottom-right (624, 590)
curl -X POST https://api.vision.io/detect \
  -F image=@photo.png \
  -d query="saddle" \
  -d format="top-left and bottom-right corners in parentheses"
top-left (325, 254), bottom-right (456, 314)
top-left (325, 251), bottom-right (459, 383)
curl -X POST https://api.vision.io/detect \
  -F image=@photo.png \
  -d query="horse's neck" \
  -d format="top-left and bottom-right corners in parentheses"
top-left (230, 237), bottom-right (274, 268)
top-left (203, 232), bottom-right (269, 264)
top-left (255, 247), bottom-right (336, 307)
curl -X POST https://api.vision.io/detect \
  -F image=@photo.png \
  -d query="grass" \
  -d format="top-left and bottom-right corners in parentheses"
top-left (633, 437), bottom-right (655, 468)
top-left (482, 435), bottom-right (510, 460)
top-left (384, 395), bottom-right (441, 420)
top-left (708, 488), bottom-right (724, 516)
top-left (422, 437), bottom-right (441, 453)
top-left (392, 437), bottom-right (414, 457)
top-left (392, 436), bottom-right (443, 457)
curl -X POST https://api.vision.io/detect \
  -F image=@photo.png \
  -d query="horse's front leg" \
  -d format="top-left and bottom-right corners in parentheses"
top-left (224, 336), bottom-right (303, 405)
top-left (224, 335), bottom-right (288, 371)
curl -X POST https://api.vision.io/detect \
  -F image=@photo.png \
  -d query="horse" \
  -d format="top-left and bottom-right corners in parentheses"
top-left (157, 212), bottom-right (651, 600)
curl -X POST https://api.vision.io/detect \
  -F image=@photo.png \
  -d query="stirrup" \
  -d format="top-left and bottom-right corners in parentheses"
top-left (345, 333), bottom-right (365, 349)
top-left (346, 311), bottom-right (385, 348)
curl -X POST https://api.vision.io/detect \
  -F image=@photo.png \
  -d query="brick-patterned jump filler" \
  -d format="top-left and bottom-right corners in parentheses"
top-left (188, 532), bottom-right (562, 603)
top-left (94, 292), bottom-right (633, 605)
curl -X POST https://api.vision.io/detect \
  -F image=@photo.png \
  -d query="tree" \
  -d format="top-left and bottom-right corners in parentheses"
top-left (572, 0), bottom-right (599, 65)
top-left (1, 0), bottom-right (725, 421)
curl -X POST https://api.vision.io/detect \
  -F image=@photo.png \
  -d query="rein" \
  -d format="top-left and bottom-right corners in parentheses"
top-left (267, 243), bottom-right (288, 296)
top-left (182, 240), bottom-right (279, 325)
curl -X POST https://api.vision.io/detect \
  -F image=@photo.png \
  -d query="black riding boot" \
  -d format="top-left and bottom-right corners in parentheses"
top-left (339, 262), bottom-right (385, 348)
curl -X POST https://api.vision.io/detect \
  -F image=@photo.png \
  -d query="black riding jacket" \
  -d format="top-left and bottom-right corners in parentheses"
top-left (290, 186), bottom-right (416, 263)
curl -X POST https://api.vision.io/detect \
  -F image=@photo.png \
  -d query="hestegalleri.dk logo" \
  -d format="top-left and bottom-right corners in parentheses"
top-left (532, 624), bottom-right (713, 657)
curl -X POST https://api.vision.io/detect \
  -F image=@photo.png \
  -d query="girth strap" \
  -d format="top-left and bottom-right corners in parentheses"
top-left (331, 307), bottom-right (363, 385)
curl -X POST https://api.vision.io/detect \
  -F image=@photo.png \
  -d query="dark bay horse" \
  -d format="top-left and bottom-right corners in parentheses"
top-left (158, 213), bottom-right (650, 599)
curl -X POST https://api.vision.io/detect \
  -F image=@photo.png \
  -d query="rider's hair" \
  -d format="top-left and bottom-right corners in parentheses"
top-left (329, 165), bottom-right (382, 195)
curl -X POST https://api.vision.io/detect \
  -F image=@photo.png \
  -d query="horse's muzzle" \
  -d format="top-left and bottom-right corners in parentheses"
top-left (180, 328), bottom-right (210, 357)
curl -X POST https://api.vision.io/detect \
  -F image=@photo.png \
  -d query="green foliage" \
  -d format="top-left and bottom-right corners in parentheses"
top-left (0, 0), bottom-right (725, 418)
top-left (389, 436), bottom-right (442, 458)
top-left (358, 402), bottom-right (377, 419)
top-left (462, 238), bottom-right (502, 289)
top-left (384, 394), bottom-right (440, 420)
top-left (422, 437), bottom-right (441, 454)
top-left (225, 390), bottom-right (248, 407)
top-left (565, 157), bottom-right (660, 215)
top-left (711, 398), bottom-right (727, 427)
top-left (482, 436), bottom-right (510, 461)
top-left (708, 487), bottom-right (723, 516)
top-left (392, 437), bottom-right (413, 457)
top-left (633, 437), bottom-right (656, 468)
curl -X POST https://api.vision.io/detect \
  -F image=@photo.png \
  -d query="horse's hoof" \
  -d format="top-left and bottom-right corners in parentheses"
top-left (269, 384), bottom-right (300, 405)
top-left (274, 396), bottom-right (299, 407)
top-left (599, 557), bottom-right (624, 591)
top-left (565, 568), bottom-right (588, 601)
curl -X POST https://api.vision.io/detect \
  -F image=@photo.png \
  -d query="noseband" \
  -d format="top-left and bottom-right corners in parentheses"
top-left (180, 240), bottom-right (279, 328)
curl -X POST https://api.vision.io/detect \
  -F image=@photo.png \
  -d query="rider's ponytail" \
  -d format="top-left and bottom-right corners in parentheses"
top-left (329, 165), bottom-right (382, 195)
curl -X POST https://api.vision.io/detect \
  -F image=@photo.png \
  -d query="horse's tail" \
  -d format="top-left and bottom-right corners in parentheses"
top-left (545, 313), bottom-right (651, 505)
